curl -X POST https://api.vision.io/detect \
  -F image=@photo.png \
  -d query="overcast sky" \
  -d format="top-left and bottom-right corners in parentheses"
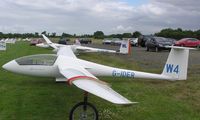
top-left (0, 0), bottom-right (199, 35)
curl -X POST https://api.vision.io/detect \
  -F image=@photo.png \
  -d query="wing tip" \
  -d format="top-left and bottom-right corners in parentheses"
top-left (114, 101), bottom-right (138, 105)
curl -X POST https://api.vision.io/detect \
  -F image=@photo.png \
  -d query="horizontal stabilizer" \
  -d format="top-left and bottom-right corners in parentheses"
top-left (165, 46), bottom-right (196, 50)
top-left (42, 34), bottom-right (58, 50)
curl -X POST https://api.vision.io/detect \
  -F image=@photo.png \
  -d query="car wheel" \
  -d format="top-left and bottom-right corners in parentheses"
top-left (146, 47), bottom-right (149, 51)
top-left (197, 45), bottom-right (200, 49)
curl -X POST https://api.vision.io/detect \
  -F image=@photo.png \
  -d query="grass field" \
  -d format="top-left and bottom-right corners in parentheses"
top-left (0, 42), bottom-right (200, 120)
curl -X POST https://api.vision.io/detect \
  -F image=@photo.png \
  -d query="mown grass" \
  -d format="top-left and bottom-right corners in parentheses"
top-left (0, 42), bottom-right (200, 120)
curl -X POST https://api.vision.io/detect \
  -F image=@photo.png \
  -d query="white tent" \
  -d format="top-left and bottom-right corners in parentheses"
top-left (5, 38), bottom-right (16, 44)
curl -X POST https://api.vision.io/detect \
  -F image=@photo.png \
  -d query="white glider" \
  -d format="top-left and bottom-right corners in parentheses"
top-left (36, 34), bottom-right (131, 54)
top-left (2, 46), bottom-right (193, 104)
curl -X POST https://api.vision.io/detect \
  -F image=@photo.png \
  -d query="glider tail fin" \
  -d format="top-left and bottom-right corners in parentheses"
top-left (161, 46), bottom-right (194, 80)
top-left (119, 40), bottom-right (131, 54)
top-left (41, 34), bottom-right (58, 50)
top-left (42, 34), bottom-right (53, 44)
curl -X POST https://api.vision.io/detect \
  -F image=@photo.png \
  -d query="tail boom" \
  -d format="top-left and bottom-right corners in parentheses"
top-left (86, 46), bottom-right (192, 81)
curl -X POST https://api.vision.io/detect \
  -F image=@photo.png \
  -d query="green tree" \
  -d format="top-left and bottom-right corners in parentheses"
top-left (41, 31), bottom-right (47, 36)
top-left (132, 31), bottom-right (142, 38)
top-left (154, 28), bottom-right (197, 40)
top-left (0, 32), bottom-right (3, 38)
top-left (35, 32), bottom-right (39, 37)
top-left (51, 32), bottom-right (56, 37)
top-left (195, 30), bottom-right (200, 39)
top-left (61, 33), bottom-right (72, 38)
top-left (122, 33), bottom-right (132, 38)
top-left (94, 31), bottom-right (104, 39)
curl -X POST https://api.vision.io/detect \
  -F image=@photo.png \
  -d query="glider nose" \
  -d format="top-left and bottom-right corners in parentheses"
top-left (2, 60), bottom-right (17, 71)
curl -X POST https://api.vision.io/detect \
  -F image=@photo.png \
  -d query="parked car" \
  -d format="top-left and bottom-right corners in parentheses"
top-left (60, 38), bottom-right (70, 42)
top-left (138, 35), bottom-right (154, 47)
top-left (79, 38), bottom-right (92, 44)
top-left (102, 39), bottom-right (112, 44)
top-left (58, 39), bottom-right (67, 45)
top-left (122, 38), bottom-right (138, 46)
top-left (129, 38), bottom-right (138, 46)
top-left (175, 38), bottom-right (200, 47)
top-left (145, 37), bottom-right (175, 52)
top-left (110, 38), bottom-right (122, 46)
top-left (30, 39), bottom-right (43, 46)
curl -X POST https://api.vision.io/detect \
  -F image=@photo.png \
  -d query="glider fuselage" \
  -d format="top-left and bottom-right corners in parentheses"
top-left (2, 55), bottom-right (135, 78)
top-left (2, 54), bottom-right (171, 81)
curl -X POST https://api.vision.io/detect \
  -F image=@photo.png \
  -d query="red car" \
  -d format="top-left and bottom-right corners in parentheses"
top-left (175, 38), bottom-right (200, 47)
top-left (30, 39), bottom-right (43, 46)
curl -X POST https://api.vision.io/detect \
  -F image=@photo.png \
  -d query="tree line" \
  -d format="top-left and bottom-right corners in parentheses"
top-left (93, 31), bottom-right (141, 39)
top-left (155, 28), bottom-right (200, 40)
top-left (0, 30), bottom-right (142, 39)
top-left (0, 28), bottom-right (199, 40)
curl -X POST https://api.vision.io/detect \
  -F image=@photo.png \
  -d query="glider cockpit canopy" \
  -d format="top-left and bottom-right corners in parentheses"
top-left (15, 54), bottom-right (57, 66)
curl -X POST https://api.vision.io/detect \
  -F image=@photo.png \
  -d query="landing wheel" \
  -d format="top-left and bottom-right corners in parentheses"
top-left (69, 92), bottom-right (99, 120)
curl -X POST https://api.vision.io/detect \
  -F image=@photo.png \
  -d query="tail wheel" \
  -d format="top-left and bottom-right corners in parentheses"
top-left (69, 102), bottom-right (98, 120)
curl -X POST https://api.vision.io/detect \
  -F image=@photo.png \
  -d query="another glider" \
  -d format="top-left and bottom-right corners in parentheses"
top-left (36, 34), bottom-right (131, 54)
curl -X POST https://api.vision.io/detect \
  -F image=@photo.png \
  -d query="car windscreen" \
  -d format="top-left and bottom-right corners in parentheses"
top-left (188, 38), bottom-right (198, 41)
top-left (154, 37), bottom-right (168, 42)
top-left (16, 54), bottom-right (57, 66)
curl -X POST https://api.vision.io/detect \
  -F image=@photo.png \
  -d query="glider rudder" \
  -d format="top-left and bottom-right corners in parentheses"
top-left (119, 40), bottom-right (131, 54)
top-left (161, 46), bottom-right (195, 80)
